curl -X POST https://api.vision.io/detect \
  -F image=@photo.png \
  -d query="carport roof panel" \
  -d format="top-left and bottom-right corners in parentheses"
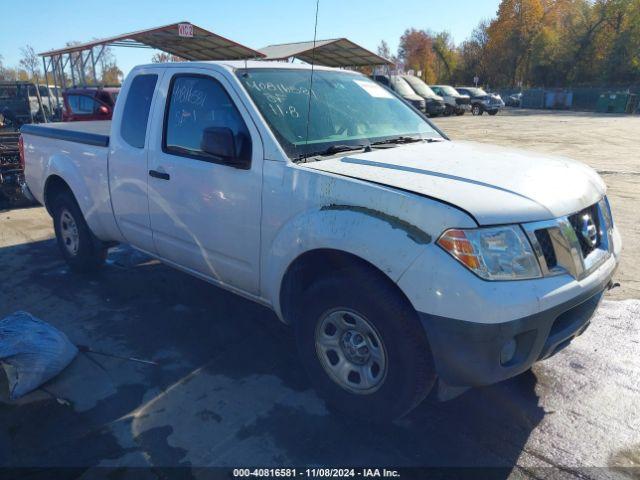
top-left (39, 22), bottom-right (265, 61)
top-left (259, 38), bottom-right (393, 67)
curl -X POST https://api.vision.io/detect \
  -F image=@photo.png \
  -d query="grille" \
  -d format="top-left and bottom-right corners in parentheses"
top-left (534, 229), bottom-right (557, 269)
top-left (568, 204), bottom-right (601, 257)
top-left (523, 199), bottom-right (612, 280)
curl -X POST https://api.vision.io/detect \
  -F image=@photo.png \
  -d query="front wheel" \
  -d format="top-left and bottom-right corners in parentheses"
top-left (52, 191), bottom-right (107, 272)
top-left (455, 109), bottom-right (465, 116)
top-left (294, 268), bottom-right (436, 422)
top-left (472, 104), bottom-right (483, 115)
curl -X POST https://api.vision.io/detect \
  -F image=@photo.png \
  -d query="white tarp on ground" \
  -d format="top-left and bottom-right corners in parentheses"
top-left (0, 311), bottom-right (77, 399)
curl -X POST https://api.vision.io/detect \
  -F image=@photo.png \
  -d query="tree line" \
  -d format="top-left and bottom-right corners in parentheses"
top-left (0, 44), bottom-right (122, 85)
top-left (378, 0), bottom-right (640, 88)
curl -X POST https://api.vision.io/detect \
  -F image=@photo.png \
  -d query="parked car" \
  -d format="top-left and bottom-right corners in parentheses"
top-left (430, 85), bottom-right (471, 116)
top-left (505, 92), bottom-right (523, 107)
top-left (401, 75), bottom-right (446, 117)
top-left (456, 87), bottom-right (504, 115)
top-left (22, 61), bottom-right (620, 421)
top-left (0, 82), bottom-right (59, 123)
top-left (62, 87), bottom-right (119, 122)
top-left (371, 75), bottom-right (426, 112)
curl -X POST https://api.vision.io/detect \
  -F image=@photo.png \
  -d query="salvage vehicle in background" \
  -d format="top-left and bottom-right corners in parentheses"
top-left (430, 85), bottom-right (471, 116)
top-left (505, 92), bottom-right (522, 107)
top-left (0, 81), bottom-right (56, 124)
top-left (456, 86), bottom-right (504, 115)
top-left (371, 74), bottom-right (426, 112)
top-left (0, 82), bottom-right (53, 204)
top-left (62, 87), bottom-right (119, 122)
top-left (21, 61), bottom-right (621, 421)
top-left (400, 75), bottom-right (446, 117)
top-left (0, 129), bottom-right (23, 204)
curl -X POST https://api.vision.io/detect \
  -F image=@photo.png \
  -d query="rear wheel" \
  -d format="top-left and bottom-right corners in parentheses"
top-left (472, 104), bottom-right (483, 115)
top-left (51, 191), bottom-right (107, 272)
top-left (488, 110), bottom-right (499, 116)
top-left (294, 267), bottom-right (436, 422)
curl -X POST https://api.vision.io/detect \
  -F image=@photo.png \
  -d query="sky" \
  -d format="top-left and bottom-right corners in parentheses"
top-left (1, 0), bottom-right (500, 77)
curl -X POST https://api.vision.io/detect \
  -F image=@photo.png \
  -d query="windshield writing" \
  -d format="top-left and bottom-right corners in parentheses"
top-left (237, 69), bottom-right (439, 159)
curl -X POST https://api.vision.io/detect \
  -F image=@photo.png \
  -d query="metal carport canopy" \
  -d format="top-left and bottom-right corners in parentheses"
top-left (39, 22), bottom-right (265, 61)
top-left (258, 38), bottom-right (392, 67)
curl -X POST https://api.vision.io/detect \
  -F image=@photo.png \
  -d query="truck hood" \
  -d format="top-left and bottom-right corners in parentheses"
top-left (304, 140), bottom-right (605, 225)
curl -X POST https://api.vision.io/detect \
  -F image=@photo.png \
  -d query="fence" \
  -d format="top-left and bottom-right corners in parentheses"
top-left (493, 85), bottom-right (640, 112)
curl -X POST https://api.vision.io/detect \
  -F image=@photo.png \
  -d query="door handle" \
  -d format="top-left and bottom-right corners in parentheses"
top-left (149, 169), bottom-right (170, 180)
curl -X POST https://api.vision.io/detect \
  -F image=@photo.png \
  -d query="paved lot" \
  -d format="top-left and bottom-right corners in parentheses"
top-left (1, 110), bottom-right (639, 478)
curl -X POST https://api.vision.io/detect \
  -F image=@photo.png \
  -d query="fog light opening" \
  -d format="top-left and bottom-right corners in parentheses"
top-left (500, 338), bottom-right (517, 366)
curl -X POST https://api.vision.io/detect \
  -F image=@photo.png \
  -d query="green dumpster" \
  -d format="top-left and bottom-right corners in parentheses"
top-left (596, 92), bottom-right (631, 113)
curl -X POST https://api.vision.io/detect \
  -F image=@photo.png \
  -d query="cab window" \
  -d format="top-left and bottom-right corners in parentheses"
top-left (163, 74), bottom-right (251, 164)
top-left (120, 74), bottom-right (158, 148)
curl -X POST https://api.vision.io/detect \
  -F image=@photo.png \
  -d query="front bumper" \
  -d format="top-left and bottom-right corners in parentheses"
top-left (417, 271), bottom-right (613, 388)
top-left (398, 224), bottom-right (621, 389)
top-left (426, 101), bottom-right (446, 115)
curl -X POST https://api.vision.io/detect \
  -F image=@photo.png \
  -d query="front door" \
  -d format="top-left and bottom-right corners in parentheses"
top-left (146, 69), bottom-right (263, 295)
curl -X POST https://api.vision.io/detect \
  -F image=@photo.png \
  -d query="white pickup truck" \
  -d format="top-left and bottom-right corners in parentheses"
top-left (21, 61), bottom-right (621, 421)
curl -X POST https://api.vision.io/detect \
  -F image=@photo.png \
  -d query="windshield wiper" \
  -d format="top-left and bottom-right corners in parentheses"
top-left (371, 136), bottom-right (442, 146)
top-left (295, 144), bottom-right (371, 163)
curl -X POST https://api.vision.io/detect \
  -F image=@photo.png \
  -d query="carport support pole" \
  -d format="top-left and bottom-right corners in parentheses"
top-left (50, 57), bottom-right (61, 108)
top-left (90, 48), bottom-right (97, 86)
top-left (68, 53), bottom-right (76, 86)
top-left (60, 55), bottom-right (69, 89)
top-left (78, 51), bottom-right (87, 86)
top-left (42, 57), bottom-right (54, 112)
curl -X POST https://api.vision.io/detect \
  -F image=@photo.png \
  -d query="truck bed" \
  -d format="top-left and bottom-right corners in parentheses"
top-left (21, 121), bottom-right (111, 147)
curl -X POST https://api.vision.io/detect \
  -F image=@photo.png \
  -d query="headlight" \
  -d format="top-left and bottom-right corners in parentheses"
top-left (437, 225), bottom-right (542, 280)
top-left (599, 196), bottom-right (613, 229)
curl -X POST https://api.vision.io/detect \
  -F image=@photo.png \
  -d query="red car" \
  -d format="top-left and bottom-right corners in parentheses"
top-left (62, 87), bottom-right (119, 122)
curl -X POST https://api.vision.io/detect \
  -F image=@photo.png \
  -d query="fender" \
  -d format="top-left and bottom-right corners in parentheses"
top-left (262, 205), bottom-right (434, 322)
top-left (44, 152), bottom-right (123, 243)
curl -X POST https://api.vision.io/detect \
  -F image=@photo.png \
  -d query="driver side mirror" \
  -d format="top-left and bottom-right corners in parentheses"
top-left (98, 105), bottom-right (110, 116)
top-left (201, 126), bottom-right (251, 169)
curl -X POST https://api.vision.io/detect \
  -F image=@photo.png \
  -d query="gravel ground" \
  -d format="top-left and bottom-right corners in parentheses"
top-left (0, 110), bottom-right (638, 479)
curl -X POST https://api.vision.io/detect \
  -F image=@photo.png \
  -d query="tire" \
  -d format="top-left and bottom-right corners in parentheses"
top-left (488, 110), bottom-right (499, 116)
top-left (455, 109), bottom-right (465, 116)
top-left (443, 105), bottom-right (453, 116)
top-left (51, 191), bottom-right (107, 272)
top-left (294, 267), bottom-right (436, 422)
top-left (471, 104), bottom-right (483, 116)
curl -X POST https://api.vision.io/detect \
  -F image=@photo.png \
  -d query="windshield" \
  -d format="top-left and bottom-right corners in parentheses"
top-left (461, 87), bottom-right (487, 97)
top-left (435, 85), bottom-right (460, 96)
top-left (402, 76), bottom-right (437, 97)
top-left (388, 76), bottom-right (416, 97)
top-left (237, 68), bottom-right (440, 159)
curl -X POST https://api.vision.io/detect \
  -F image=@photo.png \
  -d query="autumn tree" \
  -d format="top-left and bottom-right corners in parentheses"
top-left (484, 0), bottom-right (545, 86)
top-left (398, 29), bottom-right (437, 82)
top-left (431, 32), bottom-right (459, 83)
top-left (19, 45), bottom-right (41, 82)
top-left (96, 47), bottom-right (122, 84)
top-left (454, 20), bottom-right (490, 85)
top-left (151, 52), bottom-right (186, 63)
top-left (376, 40), bottom-right (398, 65)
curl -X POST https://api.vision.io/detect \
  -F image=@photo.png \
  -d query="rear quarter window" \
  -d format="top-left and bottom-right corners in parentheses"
top-left (120, 74), bottom-right (158, 148)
